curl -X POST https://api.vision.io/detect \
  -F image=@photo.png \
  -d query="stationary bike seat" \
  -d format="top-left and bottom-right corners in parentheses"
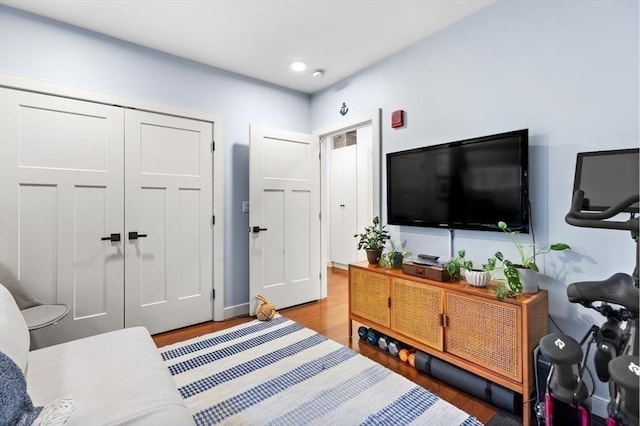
top-left (567, 273), bottom-right (639, 314)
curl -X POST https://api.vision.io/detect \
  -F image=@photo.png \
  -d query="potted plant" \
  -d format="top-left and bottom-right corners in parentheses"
top-left (445, 250), bottom-right (473, 281)
top-left (446, 250), bottom-right (491, 287)
top-left (379, 242), bottom-right (409, 269)
top-left (354, 216), bottom-right (391, 265)
top-left (493, 220), bottom-right (571, 297)
top-left (483, 252), bottom-right (522, 300)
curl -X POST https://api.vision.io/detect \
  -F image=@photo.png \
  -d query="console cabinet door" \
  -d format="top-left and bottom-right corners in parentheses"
top-left (390, 278), bottom-right (444, 351)
top-left (444, 292), bottom-right (522, 382)
top-left (349, 268), bottom-right (389, 328)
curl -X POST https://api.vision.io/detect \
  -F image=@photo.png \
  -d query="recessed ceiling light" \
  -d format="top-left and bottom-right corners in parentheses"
top-left (290, 61), bottom-right (307, 72)
top-left (312, 69), bottom-right (325, 78)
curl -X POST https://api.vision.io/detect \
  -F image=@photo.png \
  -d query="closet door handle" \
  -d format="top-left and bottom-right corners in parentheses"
top-left (251, 226), bottom-right (268, 233)
top-left (128, 231), bottom-right (148, 240)
top-left (101, 233), bottom-right (121, 242)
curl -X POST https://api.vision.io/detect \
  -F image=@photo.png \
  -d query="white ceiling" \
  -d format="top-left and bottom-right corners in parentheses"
top-left (0, 0), bottom-right (495, 94)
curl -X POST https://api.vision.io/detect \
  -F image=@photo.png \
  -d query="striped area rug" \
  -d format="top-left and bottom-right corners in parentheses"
top-left (160, 315), bottom-right (482, 425)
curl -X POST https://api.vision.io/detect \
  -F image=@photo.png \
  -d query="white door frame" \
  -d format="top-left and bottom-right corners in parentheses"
top-left (0, 72), bottom-right (226, 321)
top-left (313, 109), bottom-right (382, 297)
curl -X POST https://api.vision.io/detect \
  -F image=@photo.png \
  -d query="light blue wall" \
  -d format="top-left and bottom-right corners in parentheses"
top-left (311, 0), bottom-right (638, 414)
top-left (0, 5), bottom-right (311, 310)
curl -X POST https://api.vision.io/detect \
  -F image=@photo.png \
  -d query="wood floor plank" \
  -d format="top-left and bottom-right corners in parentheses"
top-left (152, 267), bottom-right (500, 424)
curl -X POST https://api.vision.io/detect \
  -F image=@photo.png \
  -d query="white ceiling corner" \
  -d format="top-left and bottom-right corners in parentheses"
top-left (0, 0), bottom-right (495, 94)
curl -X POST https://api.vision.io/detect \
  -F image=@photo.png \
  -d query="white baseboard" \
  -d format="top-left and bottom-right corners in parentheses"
top-left (591, 394), bottom-right (608, 419)
top-left (223, 303), bottom-right (250, 320)
top-left (330, 262), bottom-right (348, 270)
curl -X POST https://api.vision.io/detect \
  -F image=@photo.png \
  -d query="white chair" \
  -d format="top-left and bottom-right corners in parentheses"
top-left (0, 264), bottom-right (69, 330)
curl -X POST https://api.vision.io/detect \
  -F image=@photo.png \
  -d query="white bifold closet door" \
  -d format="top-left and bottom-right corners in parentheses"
top-left (330, 144), bottom-right (358, 266)
top-left (0, 88), bottom-right (213, 346)
top-left (0, 88), bottom-right (125, 347)
top-left (124, 110), bottom-right (213, 335)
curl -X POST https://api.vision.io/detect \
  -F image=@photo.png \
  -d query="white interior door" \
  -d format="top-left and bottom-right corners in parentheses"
top-left (249, 125), bottom-right (320, 314)
top-left (0, 88), bottom-right (125, 347)
top-left (124, 110), bottom-right (213, 334)
top-left (330, 144), bottom-right (358, 266)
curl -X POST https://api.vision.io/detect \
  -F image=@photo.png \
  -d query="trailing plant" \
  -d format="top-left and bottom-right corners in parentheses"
top-left (379, 250), bottom-right (406, 268)
top-left (379, 241), bottom-right (409, 268)
top-left (483, 252), bottom-right (522, 300)
top-left (354, 216), bottom-right (390, 251)
top-left (445, 250), bottom-right (473, 280)
top-left (497, 221), bottom-right (570, 272)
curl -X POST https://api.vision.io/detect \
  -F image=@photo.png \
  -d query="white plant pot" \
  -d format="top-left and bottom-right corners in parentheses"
top-left (464, 270), bottom-right (491, 287)
top-left (517, 268), bottom-right (540, 293)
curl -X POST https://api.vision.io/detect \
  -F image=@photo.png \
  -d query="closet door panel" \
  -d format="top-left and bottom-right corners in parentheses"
top-left (342, 145), bottom-right (358, 265)
top-left (0, 88), bottom-right (125, 348)
top-left (329, 144), bottom-right (358, 266)
top-left (125, 110), bottom-right (213, 334)
top-left (329, 148), bottom-right (345, 264)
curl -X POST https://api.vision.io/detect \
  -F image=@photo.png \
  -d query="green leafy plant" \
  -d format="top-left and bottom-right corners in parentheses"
top-left (379, 250), bottom-right (406, 268)
top-left (497, 221), bottom-right (570, 272)
top-left (379, 241), bottom-right (409, 268)
top-left (354, 216), bottom-right (390, 250)
top-left (483, 252), bottom-right (522, 300)
top-left (445, 250), bottom-right (474, 280)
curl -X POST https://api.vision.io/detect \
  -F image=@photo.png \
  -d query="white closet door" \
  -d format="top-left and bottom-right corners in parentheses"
top-left (330, 144), bottom-right (358, 266)
top-left (124, 110), bottom-right (213, 334)
top-left (0, 88), bottom-right (125, 347)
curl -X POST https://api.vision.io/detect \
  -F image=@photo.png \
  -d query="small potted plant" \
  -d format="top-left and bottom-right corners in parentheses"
top-left (483, 252), bottom-right (522, 300)
top-left (446, 250), bottom-right (491, 287)
top-left (445, 250), bottom-right (472, 281)
top-left (354, 216), bottom-right (391, 265)
top-left (494, 220), bottom-right (571, 297)
top-left (379, 242), bottom-right (409, 269)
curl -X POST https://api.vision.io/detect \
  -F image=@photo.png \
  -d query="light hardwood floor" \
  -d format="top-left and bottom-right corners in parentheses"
top-left (153, 267), bottom-right (500, 424)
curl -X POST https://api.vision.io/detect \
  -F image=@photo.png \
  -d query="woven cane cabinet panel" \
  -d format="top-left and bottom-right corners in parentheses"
top-left (349, 267), bottom-right (390, 327)
top-left (390, 278), bottom-right (443, 350)
top-left (444, 292), bottom-right (521, 382)
top-left (348, 261), bottom-right (548, 426)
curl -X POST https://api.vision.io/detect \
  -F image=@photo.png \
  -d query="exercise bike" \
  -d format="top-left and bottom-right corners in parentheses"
top-left (535, 148), bottom-right (639, 426)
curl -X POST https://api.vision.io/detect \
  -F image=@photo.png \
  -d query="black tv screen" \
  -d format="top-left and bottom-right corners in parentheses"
top-left (387, 129), bottom-right (530, 232)
top-left (572, 148), bottom-right (639, 214)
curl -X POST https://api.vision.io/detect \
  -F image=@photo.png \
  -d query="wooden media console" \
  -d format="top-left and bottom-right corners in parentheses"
top-left (348, 261), bottom-right (548, 426)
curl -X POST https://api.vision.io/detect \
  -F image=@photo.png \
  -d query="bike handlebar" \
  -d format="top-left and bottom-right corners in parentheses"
top-left (565, 190), bottom-right (639, 232)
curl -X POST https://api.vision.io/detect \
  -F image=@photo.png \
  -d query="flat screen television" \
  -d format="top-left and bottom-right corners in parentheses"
top-left (387, 129), bottom-right (530, 232)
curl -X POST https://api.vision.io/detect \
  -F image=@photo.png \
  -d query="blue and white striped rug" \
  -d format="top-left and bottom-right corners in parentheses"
top-left (160, 315), bottom-right (482, 425)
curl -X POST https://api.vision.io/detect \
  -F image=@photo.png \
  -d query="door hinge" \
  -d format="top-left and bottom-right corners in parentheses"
top-left (212, 215), bottom-right (215, 225)
top-left (388, 297), bottom-right (391, 308)
top-left (212, 289), bottom-right (216, 300)
top-left (211, 141), bottom-right (215, 152)
top-left (319, 272), bottom-right (322, 280)
top-left (319, 212), bottom-right (321, 220)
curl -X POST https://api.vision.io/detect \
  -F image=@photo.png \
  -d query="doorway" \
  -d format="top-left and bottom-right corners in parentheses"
top-left (315, 109), bottom-right (382, 297)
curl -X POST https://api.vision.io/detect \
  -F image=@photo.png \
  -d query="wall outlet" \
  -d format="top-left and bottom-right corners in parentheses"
top-left (242, 201), bottom-right (249, 213)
